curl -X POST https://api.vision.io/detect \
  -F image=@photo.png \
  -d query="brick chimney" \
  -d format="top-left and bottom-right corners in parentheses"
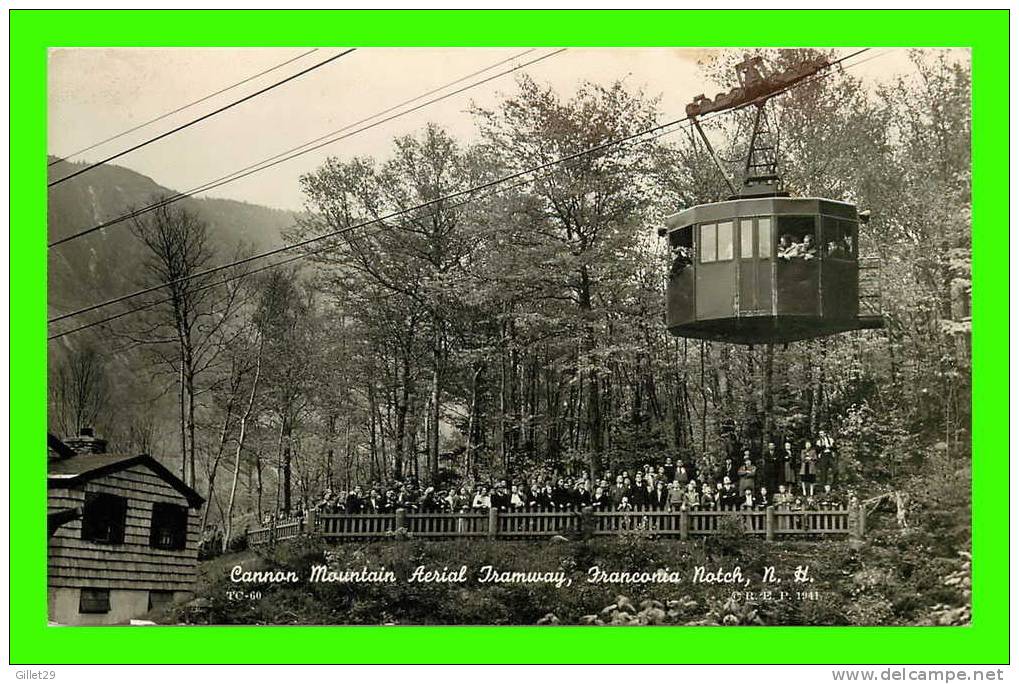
top-left (64, 427), bottom-right (107, 455)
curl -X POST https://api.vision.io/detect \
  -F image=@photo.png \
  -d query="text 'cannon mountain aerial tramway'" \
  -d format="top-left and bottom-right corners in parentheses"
top-left (660, 54), bottom-right (884, 345)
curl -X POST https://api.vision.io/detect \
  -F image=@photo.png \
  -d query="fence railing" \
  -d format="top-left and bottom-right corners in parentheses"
top-left (246, 516), bottom-right (306, 545)
top-left (248, 505), bottom-right (864, 546)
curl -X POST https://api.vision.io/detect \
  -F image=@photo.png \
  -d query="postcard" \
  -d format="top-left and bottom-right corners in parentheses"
top-left (12, 8), bottom-right (1008, 668)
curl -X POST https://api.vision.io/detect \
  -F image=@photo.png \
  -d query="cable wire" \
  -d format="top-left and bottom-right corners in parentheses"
top-left (48, 48), bottom-right (357, 187)
top-left (48, 48), bottom-right (320, 168)
top-left (48, 48), bottom-right (560, 248)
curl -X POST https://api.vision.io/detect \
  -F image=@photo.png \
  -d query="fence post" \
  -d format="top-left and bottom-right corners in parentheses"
top-left (580, 506), bottom-right (594, 540)
top-left (395, 508), bottom-right (407, 534)
top-left (305, 509), bottom-right (316, 536)
top-left (679, 508), bottom-right (689, 541)
top-left (488, 507), bottom-right (499, 539)
top-left (850, 504), bottom-right (866, 540)
top-left (765, 506), bottom-right (775, 542)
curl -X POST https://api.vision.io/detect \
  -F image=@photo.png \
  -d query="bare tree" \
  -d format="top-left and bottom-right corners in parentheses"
top-left (125, 200), bottom-right (245, 488)
top-left (223, 332), bottom-right (263, 550)
top-left (53, 344), bottom-right (109, 437)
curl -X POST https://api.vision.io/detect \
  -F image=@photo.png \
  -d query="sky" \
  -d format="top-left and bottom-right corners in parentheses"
top-left (48, 47), bottom-right (966, 211)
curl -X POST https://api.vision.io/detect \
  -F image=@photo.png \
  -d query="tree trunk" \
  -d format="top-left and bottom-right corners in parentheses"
top-left (499, 329), bottom-right (508, 471)
top-left (465, 362), bottom-right (482, 478)
top-left (809, 340), bottom-right (825, 435)
top-left (377, 387), bottom-right (388, 477)
top-left (700, 341), bottom-right (708, 456)
top-left (544, 350), bottom-right (561, 467)
top-left (255, 452), bottom-right (263, 521)
top-left (273, 419), bottom-right (286, 515)
top-left (668, 339), bottom-right (683, 450)
top-left (367, 384), bottom-right (377, 482)
top-left (428, 330), bottom-right (441, 484)
top-left (526, 357), bottom-right (538, 458)
top-left (762, 343), bottom-right (775, 451)
top-left (578, 267), bottom-right (602, 479)
top-left (224, 338), bottom-right (262, 550)
top-left (200, 385), bottom-right (235, 535)
top-left (282, 419), bottom-right (293, 514)
top-left (186, 366), bottom-right (198, 489)
top-left (178, 348), bottom-right (187, 482)
top-left (393, 355), bottom-right (410, 480)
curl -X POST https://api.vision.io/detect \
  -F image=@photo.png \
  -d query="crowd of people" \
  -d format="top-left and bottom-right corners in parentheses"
top-left (284, 431), bottom-right (853, 522)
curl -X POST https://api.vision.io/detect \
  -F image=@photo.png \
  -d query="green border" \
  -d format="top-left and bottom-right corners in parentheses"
top-left (12, 9), bottom-right (1009, 664)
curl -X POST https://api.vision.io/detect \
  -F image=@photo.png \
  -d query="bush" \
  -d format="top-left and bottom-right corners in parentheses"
top-left (228, 533), bottom-right (249, 553)
top-left (707, 514), bottom-right (747, 555)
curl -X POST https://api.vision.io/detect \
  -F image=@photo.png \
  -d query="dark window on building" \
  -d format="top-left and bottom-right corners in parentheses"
top-left (150, 502), bottom-right (188, 550)
top-left (79, 588), bottom-right (110, 614)
top-left (148, 590), bottom-right (175, 611)
top-left (81, 492), bottom-right (127, 545)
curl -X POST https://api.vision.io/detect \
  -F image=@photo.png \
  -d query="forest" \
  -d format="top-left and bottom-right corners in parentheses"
top-left (48, 49), bottom-right (972, 558)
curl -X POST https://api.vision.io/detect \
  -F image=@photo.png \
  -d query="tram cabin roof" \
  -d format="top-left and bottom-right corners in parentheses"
top-left (660, 196), bottom-right (858, 237)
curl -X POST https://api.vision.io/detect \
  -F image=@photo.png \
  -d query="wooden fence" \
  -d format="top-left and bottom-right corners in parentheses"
top-left (248, 505), bottom-right (864, 546)
top-left (246, 516), bottom-right (306, 546)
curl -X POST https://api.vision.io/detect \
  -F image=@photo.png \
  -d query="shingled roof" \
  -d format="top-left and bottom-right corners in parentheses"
top-left (47, 438), bottom-right (204, 508)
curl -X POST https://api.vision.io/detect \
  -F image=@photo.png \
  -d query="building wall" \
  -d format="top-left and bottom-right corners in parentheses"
top-left (48, 464), bottom-right (201, 625)
top-left (48, 587), bottom-right (191, 626)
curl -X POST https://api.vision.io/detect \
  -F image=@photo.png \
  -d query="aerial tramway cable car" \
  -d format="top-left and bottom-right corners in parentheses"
top-left (660, 55), bottom-right (883, 345)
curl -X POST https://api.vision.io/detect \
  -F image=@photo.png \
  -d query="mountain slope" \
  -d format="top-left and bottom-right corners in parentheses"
top-left (47, 158), bottom-right (298, 321)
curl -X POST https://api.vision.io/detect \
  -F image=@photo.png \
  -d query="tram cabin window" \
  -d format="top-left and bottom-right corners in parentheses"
top-left (821, 216), bottom-right (857, 260)
top-left (81, 492), bottom-right (127, 545)
top-left (670, 226), bottom-right (693, 251)
top-left (669, 227), bottom-right (693, 278)
top-left (737, 217), bottom-right (773, 259)
top-left (700, 223), bottom-right (716, 263)
top-left (699, 221), bottom-right (733, 264)
top-left (758, 217), bottom-right (773, 258)
top-left (739, 219), bottom-right (754, 257)
top-left (776, 216), bottom-right (818, 261)
top-left (717, 221), bottom-right (733, 260)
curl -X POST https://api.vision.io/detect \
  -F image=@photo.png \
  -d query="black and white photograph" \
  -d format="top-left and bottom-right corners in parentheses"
top-left (45, 46), bottom-right (972, 627)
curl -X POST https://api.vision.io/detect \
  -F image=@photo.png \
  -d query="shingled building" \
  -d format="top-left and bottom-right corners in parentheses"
top-left (47, 430), bottom-right (204, 625)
